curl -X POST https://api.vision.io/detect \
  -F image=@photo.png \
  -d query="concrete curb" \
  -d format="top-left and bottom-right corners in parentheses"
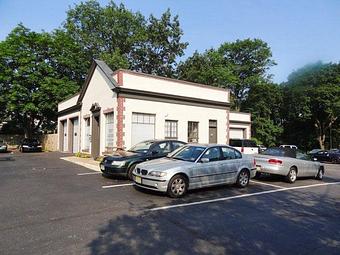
top-left (60, 157), bottom-right (101, 172)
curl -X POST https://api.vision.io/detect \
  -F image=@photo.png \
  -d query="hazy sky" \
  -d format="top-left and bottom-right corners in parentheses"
top-left (1, 0), bottom-right (339, 83)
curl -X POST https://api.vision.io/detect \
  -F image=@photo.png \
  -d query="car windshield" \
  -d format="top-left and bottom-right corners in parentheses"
top-left (229, 139), bottom-right (242, 147)
top-left (128, 141), bottom-right (154, 153)
top-left (23, 139), bottom-right (39, 143)
top-left (171, 145), bottom-right (206, 162)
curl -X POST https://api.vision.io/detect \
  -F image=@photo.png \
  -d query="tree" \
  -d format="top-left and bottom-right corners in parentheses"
top-left (310, 85), bottom-right (340, 149)
top-left (178, 38), bottom-right (276, 110)
top-left (0, 25), bottom-right (80, 137)
top-left (64, 0), bottom-right (187, 76)
top-left (242, 82), bottom-right (283, 146)
top-left (282, 63), bottom-right (340, 150)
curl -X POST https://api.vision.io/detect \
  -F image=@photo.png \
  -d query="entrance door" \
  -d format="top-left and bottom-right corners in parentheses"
top-left (209, 120), bottom-right (217, 144)
top-left (72, 118), bottom-right (79, 153)
top-left (91, 115), bottom-right (100, 158)
top-left (63, 121), bottom-right (68, 152)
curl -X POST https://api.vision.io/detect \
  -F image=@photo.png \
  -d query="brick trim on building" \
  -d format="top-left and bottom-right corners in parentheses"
top-left (226, 110), bottom-right (230, 144)
top-left (116, 96), bottom-right (125, 149)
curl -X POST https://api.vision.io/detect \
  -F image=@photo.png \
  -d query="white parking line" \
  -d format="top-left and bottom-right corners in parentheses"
top-left (77, 172), bottom-right (102, 176)
top-left (250, 180), bottom-right (284, 189)
top-left (102, 183), bottom-right (134, 189)
top-left (149, 181), bottom-right (340, 212)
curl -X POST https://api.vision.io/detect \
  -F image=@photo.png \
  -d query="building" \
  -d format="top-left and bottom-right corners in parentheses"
top-left (57, 60), bottom-right (251, 158)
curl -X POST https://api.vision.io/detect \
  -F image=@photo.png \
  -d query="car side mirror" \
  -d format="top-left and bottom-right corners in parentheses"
top-left (200, 158), bottom-right (209, 163)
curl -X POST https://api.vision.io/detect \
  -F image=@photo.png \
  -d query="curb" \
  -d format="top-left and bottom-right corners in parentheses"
top-left (60, 157), bottom-right (101, 172)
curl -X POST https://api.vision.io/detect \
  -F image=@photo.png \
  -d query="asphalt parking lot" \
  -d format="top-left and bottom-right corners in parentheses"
top-left (0, 152), bottom-right (339, 255)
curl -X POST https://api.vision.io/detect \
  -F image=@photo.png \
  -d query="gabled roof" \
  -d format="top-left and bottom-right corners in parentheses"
top-left (77, 59), bottom-right (117, 104)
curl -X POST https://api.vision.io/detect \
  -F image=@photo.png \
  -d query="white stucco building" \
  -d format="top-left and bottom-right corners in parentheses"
top-left (57, 60), bottom-right (251, 158)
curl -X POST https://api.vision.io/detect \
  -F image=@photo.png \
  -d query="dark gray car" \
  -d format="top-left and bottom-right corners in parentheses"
top-left (0, 140), bottom-right (7, 152)
top-left (133, 144), bottom-right (256, 197)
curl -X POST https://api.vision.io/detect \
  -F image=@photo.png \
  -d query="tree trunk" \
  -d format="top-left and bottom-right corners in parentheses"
top-left (315, 119), bottom-right (325, 150)
top-left (318, 134), bottom-right (325, 150)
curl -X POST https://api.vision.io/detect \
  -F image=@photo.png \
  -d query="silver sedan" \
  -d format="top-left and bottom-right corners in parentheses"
top-left (255, 147), bottom-right (325, 183)
top-left (133, 144), bottom-right (256, 197)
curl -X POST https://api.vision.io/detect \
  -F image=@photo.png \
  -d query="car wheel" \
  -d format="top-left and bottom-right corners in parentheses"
top-left (315, 167), bottom-right (324, 180)
top-left (167, 174), bottom-right (188, 198)
top-left (127, 164), bottom-right (137, 180)
top-left (236, 169), bottom-right (250, 188)
top-left (285, 167), bottom-right (297, 183)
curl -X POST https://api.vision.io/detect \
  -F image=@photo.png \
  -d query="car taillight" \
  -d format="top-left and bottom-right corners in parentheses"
top-left (268, 159), bottom-right (282, 165)
top-left (241, 147), bottom-right (244, 153)
top-left (253, 158), bottom-right (256, 166)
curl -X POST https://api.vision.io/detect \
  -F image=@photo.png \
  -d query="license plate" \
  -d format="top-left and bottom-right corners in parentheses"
top-left (100, 165), bottom-right (105, 171)
top-left (256, 166), bottom-right (261, 171)
top-left (135, 176), bottom-right (142, 184)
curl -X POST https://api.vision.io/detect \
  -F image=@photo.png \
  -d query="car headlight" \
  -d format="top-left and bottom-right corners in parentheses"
top-left (148, 171), bottom-right (167, 177)
top-left (111, 161), bottom-right (126, 167)
top-left (22, 145), bottom-right (29, 148)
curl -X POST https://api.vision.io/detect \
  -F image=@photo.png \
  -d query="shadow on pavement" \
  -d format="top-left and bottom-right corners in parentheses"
top-left (88, 183), bottom-right (340, 255)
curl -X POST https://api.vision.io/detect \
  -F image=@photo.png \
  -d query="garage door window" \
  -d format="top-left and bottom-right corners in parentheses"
top-left (131, 113), bottom-right (155, 146)
top-left (188, 121), bottom-right (199, 143)
top-left (105, 113), bottom-right (114, 150)
top-left (165, 120), bottom-right (178, 139)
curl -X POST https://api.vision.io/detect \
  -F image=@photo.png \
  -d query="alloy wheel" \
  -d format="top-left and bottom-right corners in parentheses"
top-left (239, 172), bottom-right (249, 186)
top-left (170, 178), bottom-right (186, 196)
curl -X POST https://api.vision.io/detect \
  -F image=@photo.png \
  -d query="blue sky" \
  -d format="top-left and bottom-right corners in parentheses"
top-left (0, 0), bottom-right (339, 83)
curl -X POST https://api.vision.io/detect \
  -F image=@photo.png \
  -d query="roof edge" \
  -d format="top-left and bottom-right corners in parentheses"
top-left (112, 69), bottom-right (230, 93)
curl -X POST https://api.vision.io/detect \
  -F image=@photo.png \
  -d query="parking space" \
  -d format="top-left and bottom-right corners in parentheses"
top-left (1, 152), bottom-right (339, 255)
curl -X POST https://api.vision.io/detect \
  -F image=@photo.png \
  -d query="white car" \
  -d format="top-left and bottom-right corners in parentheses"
top-left (279, 145), bottom-right (298, 150)
top-left (229, 139), bottom-right (259, 154)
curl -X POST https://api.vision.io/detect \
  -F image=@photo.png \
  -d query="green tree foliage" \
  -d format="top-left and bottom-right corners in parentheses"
top-left (282, 63), bottom-right (340, 150)
top-left (242, 82), bottom-right (283, 146)
top-left (64, 0), bottom-right (187, 77)
top-left (178, 38), bottom-right (276, 110)
top-left (0, 25), bottom-right (80, 137)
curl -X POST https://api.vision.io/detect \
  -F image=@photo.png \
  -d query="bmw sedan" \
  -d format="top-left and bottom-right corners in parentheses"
top-left (255, 147), bottom-right (325, 183)
top-left (133, 144), bottom-right (256, 197)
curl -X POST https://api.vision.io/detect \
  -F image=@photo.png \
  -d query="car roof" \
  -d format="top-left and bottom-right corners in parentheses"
top-left (186, 143), bottom-right (235, 148)
top-left (142, 139), bottom-right (186, 143)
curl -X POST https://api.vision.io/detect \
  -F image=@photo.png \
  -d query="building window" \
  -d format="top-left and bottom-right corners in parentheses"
top-left (84, 118), bottom-right (90, 151)
top-left (188, 121), bottom-right (199, 143)
top-left (105, 113), bottom-right (114, 149)
top-left (165, 120), bottom-right (178, 139)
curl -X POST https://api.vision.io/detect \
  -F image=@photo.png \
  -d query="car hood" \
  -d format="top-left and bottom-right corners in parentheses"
top-left (105, 150), bottom-right (142, 161)
top-left (137, 158), bottom-right (193, 171)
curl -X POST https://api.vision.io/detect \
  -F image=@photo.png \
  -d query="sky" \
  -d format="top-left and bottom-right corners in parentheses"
top-left (0, 0), bottom-right (339, 83)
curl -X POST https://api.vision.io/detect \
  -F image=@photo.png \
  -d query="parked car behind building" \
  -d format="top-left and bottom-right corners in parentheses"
top-left (133, 144), bottom-right (256, 197)
top-left (312, 149), bottom-right (340, 164)
top-left (100, 140), bottom-right (186, 180)
top-left (229, 139), bottom-right (259, 154)
top-left (19, 138), bottom-right (42, 152)
top-left (255, 147), bottom-right (324, 183)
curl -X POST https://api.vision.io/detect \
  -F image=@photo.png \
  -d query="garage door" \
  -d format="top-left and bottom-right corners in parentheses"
top-left (229, 128), bottom-right (244, 139)
top-left (131, 113), bottom-right (155, 146)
